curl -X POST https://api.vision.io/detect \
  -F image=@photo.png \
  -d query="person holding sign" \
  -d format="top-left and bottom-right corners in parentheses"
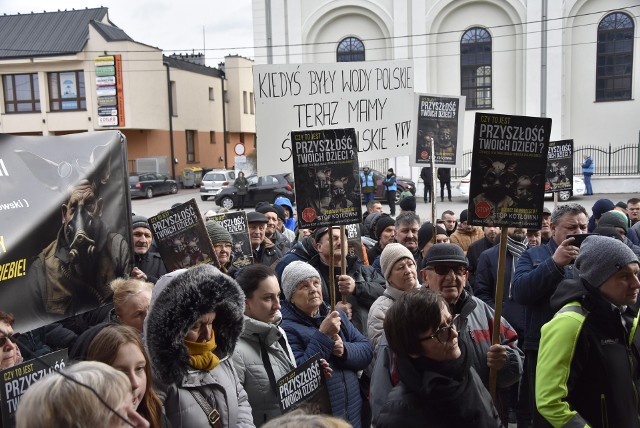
top-left (144, 265), bottom-right (254, 428)
top-left (376, 289), bottom-right (501, 428)
top-left (280, 261), bottom-right (373, 428)
top-left (233, 265), bottom-right (297, 426)
top-left (309, 227), bottom-right (386, 335)
top-left (421, 244), bottom-right (523, 424)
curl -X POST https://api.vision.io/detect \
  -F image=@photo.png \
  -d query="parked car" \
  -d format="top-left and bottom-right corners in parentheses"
top-left (129, 173), bottom-right (178, 199)
top-left (200, 169), bottom-right (236, 201)
top-left (360, 168), bottom-right (416, 204)
top-left (457, 169), bottom-right (585, 201)
top-left (214, 173), bottom-right (295, 209)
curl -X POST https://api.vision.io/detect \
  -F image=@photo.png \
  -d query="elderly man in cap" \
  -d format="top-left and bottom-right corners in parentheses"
top-left (536, 235), bottom-right (640, 428)
top-left (540, 207), bottom-right (552, 244)
top-left (130, 215), bottom-right (166, 283)
top-left (247, 211), bottom-right (282, 267)
top-left (255, 204), bottom-right (291, 254)
top-left (422, 243), bottom-right (523, 424)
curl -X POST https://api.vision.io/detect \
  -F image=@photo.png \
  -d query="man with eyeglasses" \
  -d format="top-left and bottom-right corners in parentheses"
top-left (421, 243), bottom-right (523, 426)
top-left (0, 310), bottom-right (22, 369)
top-left (205, 220), bottom-right (235, 273)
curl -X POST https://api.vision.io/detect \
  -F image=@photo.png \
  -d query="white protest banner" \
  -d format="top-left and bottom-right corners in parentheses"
top-left (253, 60), bottom-right (414, 175)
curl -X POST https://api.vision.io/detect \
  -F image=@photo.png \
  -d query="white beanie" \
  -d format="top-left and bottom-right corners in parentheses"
top-left (380, 243), bottom-right (415, 280)
top-left (281, 261), bottom-right (321, 301)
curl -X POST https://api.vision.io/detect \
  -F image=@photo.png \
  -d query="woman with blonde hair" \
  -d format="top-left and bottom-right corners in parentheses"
top-left (111, 277), bottom-right (153, 333)
top-left (16, 360), bottom-right (149, 428)
top-left (87, 324), bottom-right (167, 428)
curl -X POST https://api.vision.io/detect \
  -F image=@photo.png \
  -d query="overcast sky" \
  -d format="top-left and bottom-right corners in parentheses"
top-left (0, 0), bottom-right (255, 66)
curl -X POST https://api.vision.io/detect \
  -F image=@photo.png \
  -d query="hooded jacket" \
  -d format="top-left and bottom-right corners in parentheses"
top-left (537, 278), bottom-right (640, 428)
top-left (449, 226), bottom-right (484, 255)
top-left (144, 265), bottom-right (254, 428)
top-left (274, 197), bottom-right (297, 232)
top-left (281, 300), bottom-right (373, 428)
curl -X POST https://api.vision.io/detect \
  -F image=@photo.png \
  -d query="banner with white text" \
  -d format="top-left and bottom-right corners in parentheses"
top-left (254, 60), bottom-right (414, 175)
top-left (545, 139), bottom-right (574, 193)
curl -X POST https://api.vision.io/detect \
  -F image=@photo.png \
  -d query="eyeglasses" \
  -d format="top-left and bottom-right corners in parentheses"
top-left (420, 315), bottom-right (459, 344)
top-left (428, 265), bottom-right (467, 276)
top-left (0, 333), bottom-right (20, 347)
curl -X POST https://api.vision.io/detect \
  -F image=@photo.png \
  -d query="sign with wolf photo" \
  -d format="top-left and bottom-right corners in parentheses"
top-left (0, 348), bottom-right (69, 428)
top-left (148, 199), bottom-right (218, 271)
top-left (277, 353), bottom-right (331, 415)
top-left (467, 113), bottom-right (552, 228)
top-left (206, 211), bottom-right (253, 269)
top-left (412, 93), bottom-right (465, 168)
top-left (545, 139), bottom-right (573, 193)
top-left (291, 128), bottom-right (362, 229)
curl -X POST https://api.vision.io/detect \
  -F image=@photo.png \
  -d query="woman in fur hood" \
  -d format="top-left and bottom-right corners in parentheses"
top-left (144, 264), bottom-right (255, 428)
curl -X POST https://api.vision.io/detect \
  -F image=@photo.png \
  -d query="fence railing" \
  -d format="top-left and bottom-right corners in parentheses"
top-left (449, 143), bottom-right (640, 178)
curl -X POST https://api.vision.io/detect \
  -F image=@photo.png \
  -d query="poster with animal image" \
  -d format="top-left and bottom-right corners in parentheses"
top-left (148, 199), bottom-right (218, 271)
top-left (291, 128), bottom-right (362, 229)
top-left (0, 132), bottom-right (132, 333)
top-left (412, 93), bottom-right (466, 167)
top-left (205, 211), bottom-right (253, 269)
top-left (468, 113), bottom-right (552, 228)
top-left (277, 353), bottom-right (331, 415)
top-left (545, 139), bottom-right (573, 193)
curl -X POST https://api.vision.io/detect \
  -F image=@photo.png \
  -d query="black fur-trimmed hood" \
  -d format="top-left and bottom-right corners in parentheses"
top-left (144, 264), bottom-right (245, 386)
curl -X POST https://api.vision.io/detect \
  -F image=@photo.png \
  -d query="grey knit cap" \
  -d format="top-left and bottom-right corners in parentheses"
top-left (132, 215), bottom-right (150, 230)
top-left (576, 235), bottom-right (639, 288)
top-left (281, 261), bottom-right (321, 301)
top-left (205, 220), bottom-right (232, 244)
top-left (380, 243), bottom-right (415, 280)
top-left (598, 211), bottom-right (629, 233)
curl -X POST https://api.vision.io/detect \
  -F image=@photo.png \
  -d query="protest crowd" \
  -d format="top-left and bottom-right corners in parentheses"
top-left (2, 190), bottom-right (640, 428)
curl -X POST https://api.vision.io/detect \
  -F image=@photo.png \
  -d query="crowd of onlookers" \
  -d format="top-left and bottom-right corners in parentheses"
top-left (2, 195), bottom-right (640, 428)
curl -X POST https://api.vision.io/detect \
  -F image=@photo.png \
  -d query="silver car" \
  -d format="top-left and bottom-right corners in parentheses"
top-left (200, 169), bottom-right (236, 201)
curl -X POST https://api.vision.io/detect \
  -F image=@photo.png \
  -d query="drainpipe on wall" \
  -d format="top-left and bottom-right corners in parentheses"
top-left (163, 61), bottom-right (177, 179)
top-left (220, 68), bottom-right (229, 170)
top-left (540, 0), bottom-right (548, 118)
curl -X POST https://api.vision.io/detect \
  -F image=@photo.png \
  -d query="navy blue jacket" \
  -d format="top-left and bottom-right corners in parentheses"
top-left (511, 239), bottom-right (577, 351)
top-left (474, 245), bottom-right (526, 336)
top-left (281, 301), bottom-right (373, 428)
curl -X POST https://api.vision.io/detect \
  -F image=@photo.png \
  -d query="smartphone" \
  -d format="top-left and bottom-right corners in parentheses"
top-left (567, 233), bottom-right (597, 248)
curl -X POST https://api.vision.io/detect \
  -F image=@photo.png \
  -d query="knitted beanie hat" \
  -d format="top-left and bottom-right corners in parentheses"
top-left (375, 215), bottom-right (396, 241)
top-left (380, 243), bottom-right (415, 280)
top-left (576, 235), bottom-right (638, 287)
top-left (399, 196), bottom-right (416, 212)
top-left (598, 211), bottom-right (629, 233)
top-left (255, 204), bottom-right (278, 218)
top-left (418, 222), bottom-right (448, 250)
top-left (132, 215), bottom-right (150, 230)
top-left (281, 261), bottom-right (321, 301)
top-left (205, 220), bottom-right (233, 244)
top-left (459, 209), bottom-right (469, 223)
top-left (271, 204), bottom-right (286, 223)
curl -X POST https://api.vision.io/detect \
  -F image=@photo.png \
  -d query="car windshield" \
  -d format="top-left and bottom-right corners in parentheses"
top-left (205, 173), bottom-right (226, 181)
top-left (128, 176), bottom-right (141, 184)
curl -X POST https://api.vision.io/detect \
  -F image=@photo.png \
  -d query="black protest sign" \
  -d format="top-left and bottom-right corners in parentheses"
top-left (545, 140), bottom-right (573, 193)
top-left (0, 132), bottom-right (132, 333)
top-left (414, 94), bottom-right (465, 166)
top-left (344, 223), bottom-right (364, 264)
top-left (468, 113), bottom-right (551, 228)
top-left (148, 199), bottom-right (217, 271)
top-left (292, 129), bottom-right (362, 228)
top-left (205, 211), bottom-right (253, 269)
top-left (277, 353), bottom-right (331, 415)
top-left (1, 349), bottom-right (68, 427)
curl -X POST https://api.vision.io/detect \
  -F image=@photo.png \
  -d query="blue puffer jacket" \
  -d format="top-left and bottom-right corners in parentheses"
top-left (281, 300), bottom-right (373, 428)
